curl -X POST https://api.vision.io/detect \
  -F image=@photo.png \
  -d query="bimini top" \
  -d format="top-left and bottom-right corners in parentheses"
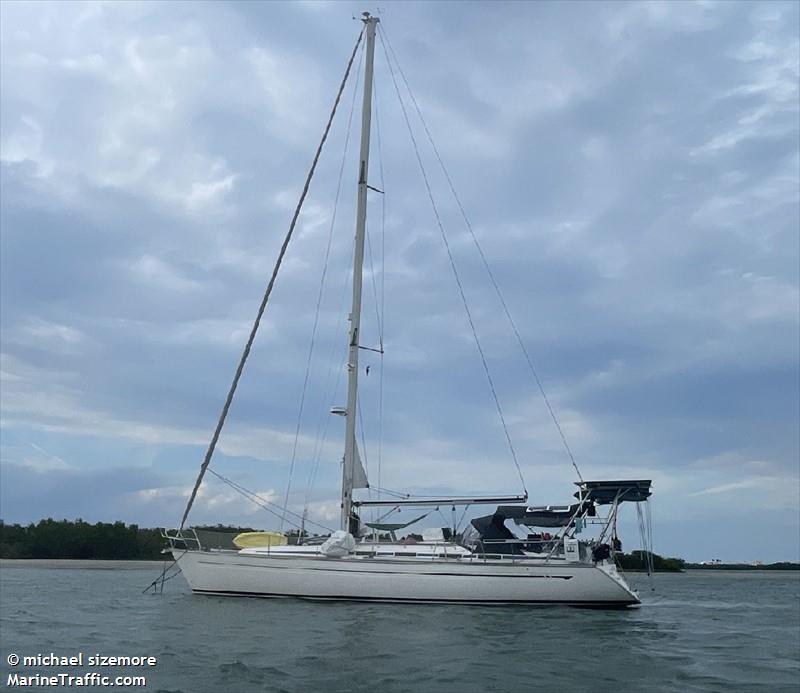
top-left (574, 479), bottom-right (652, 505)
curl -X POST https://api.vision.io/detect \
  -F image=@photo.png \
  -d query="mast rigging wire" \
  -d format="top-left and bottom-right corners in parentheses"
top-left (378, 27), bottom-right (528, 497)
top-left (281, 34), bottom-right (366, 529)
top-left (368, 485), bottom-right (411, 499)
top-left (301, 265), bottom-right (353, 513)
top-left (301, 46), bottom-right (367, 518)
top-left (374, 79), bottom-right (387, 502)
top-left (365, 219), bottom-right (383, 348)
top-left (379, 25), bottom-right (584, 484)
top-left (179, 28), bottom-right (365, 530)
top-left (208, 468), bottom-right (333, 533)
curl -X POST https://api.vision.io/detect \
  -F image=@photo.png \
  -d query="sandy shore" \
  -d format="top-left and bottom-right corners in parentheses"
top-left (0, 559), bottom-right (169, 570)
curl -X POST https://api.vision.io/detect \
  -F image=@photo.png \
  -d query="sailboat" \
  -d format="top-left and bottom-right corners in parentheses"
top-left (164, 13), bottom-right (654, 607)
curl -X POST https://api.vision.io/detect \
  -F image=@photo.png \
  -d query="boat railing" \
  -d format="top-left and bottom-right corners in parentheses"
top-left (474, 538), bottom-right (564, 559)
top-left (161, 527), bottom-right (203, 551)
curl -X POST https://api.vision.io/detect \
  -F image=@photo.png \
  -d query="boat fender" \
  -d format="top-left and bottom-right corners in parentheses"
top-left (321, 530), bottom-right (356, 557)
top-left (592, 543), bottom-right (611, 562)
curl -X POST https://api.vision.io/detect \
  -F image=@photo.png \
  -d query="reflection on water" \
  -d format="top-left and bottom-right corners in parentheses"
top-left (1, 563), bottom-right (798, 693)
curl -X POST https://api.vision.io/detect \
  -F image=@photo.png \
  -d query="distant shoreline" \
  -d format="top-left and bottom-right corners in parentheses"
top-left (624, 566), bottom-right (800, 572)
top-left (682, 563), bottom-right (800, 571)
top-left (0, 559), bottom-right (168, 569)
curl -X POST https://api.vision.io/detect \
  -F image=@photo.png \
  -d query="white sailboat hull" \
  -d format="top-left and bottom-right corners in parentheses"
top-left (173, 549), bottom-right (640, 607)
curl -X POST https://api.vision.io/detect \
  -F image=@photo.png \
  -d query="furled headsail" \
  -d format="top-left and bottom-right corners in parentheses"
top-left (352, 441), bottom-right (369, 490)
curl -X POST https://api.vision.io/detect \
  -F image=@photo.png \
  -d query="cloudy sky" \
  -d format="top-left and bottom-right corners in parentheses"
top-left (1, 1), bottom-right (797, 562)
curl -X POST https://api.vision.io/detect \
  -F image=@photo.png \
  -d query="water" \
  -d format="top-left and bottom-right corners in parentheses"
top-left (1, 561), bottom-right (798, 692)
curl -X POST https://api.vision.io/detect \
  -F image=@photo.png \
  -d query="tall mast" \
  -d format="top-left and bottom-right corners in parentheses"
top-left (341, 12), bottom-right (379, 532)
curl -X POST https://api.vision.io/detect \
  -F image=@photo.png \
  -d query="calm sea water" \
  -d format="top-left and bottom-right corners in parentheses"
top-left (1, 561), bottom-right (798, 692)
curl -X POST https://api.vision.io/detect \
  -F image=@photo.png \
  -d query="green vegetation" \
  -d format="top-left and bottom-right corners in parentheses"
top-left (616, 550), bottom-right (685, 572)
top-left (615, 551), bottom-right (800, 572)
top-left (0, 520), bottom-right (281, 559)
top-left (683, 562), bottom-right (800, 571)
top-left (0, 519), bottom-right (165, 560)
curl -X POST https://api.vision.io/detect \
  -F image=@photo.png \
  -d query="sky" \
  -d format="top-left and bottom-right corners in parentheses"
top-left (1, 0), bottom-right (798, 563)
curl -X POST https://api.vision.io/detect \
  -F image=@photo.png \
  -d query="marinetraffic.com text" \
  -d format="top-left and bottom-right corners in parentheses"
top-left (6, 652), bottom-right (156, 688)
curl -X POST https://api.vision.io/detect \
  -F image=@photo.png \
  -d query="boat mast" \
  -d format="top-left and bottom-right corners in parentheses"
top-left (341, 12), bottom-right (379, 533)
